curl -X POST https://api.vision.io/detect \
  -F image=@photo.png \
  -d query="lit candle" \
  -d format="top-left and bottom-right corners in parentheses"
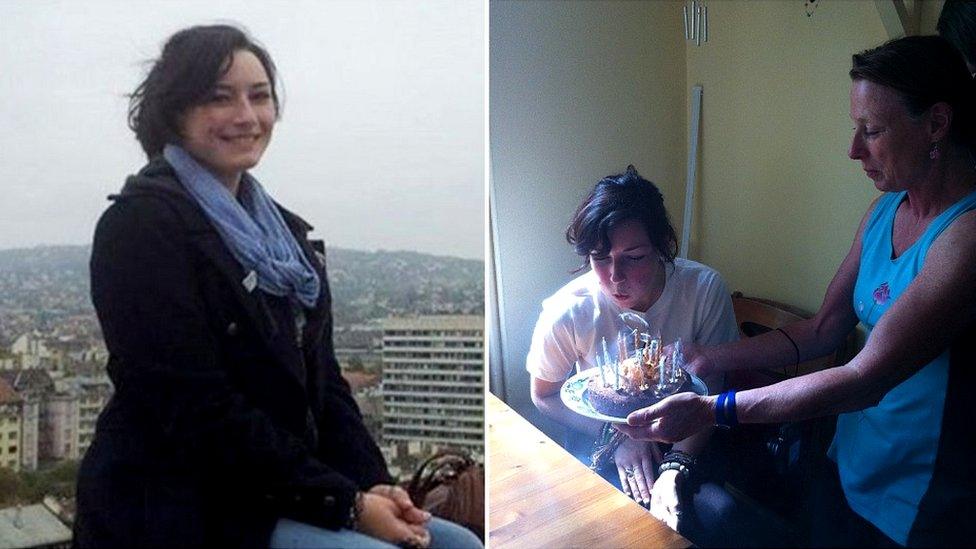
top-left (671, 340), bottom-right (682, 382)
top-left (658, 355), bottom-right (666, 390)
top-left (617, 333), bottom-right (626, 389)
top-left (617, 333), bottom-right (626, 363)
top-left (593, 354), bottom-right (605, 386)
top-left (636, 345), bottom-right (646, 388)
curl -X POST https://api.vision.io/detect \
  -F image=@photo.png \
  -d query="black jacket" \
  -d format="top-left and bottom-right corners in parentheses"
top-left (74, 158), bottom-right (392, 548)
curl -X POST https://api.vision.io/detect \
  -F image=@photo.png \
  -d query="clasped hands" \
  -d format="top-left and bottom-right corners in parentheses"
top-left (357, 484), bottom-right (432, 548)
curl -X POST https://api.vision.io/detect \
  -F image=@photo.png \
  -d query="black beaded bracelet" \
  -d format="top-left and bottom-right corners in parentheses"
top-left (659, 450), bottom-right (696, 479)
top-left (662, 450), bottom-right (697, 468)
top-left (658, 460), bottom-right (692, 480)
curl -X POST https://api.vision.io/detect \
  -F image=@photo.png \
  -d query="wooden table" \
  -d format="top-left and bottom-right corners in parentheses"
top-left (489, 393), bottom-right (691, 548)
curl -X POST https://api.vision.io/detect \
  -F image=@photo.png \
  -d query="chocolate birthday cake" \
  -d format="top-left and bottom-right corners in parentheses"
top-left (585, 348), bottom-right (692, 417)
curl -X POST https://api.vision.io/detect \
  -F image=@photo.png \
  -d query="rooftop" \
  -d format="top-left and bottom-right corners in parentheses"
top-left (382, 315), bottom-right (484, 331)
top-left (0, 504), bottom-right (72, 549)
top-left (0, 369), bottom-right (54, 395)
top-left (341, 371), bottom-right (380, 392)
top-left (0, 376), bottom-right (21, 406)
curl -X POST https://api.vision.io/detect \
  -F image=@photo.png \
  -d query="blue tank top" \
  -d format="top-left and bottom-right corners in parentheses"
top-left (829, 189), bottom-right (976, 545)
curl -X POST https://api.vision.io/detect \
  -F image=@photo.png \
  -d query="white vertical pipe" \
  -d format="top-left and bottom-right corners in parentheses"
top-left (680, 85), bottom-right (703, 259)
top-left (683, 5), bottom-right (689, 40)
top-left (696, 3), bottom-right (702, 46)
top-left (704, 4), bottom-right (708, 42)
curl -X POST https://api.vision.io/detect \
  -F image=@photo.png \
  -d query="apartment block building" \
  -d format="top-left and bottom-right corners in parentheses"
top-left (381, 315), bottom-right (484, 457)
top-left (42, 376), bottom-right (111, 460)
top-left (0, 370), bottom-right (112, 466)
top-left (0, 369), bottom-right (51, 471)
top-left (0, 377), bottom-right (22, 471)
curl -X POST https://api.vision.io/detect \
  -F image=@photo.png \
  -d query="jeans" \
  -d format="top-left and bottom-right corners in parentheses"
top-left (269, 516), bottom-right (483, 549)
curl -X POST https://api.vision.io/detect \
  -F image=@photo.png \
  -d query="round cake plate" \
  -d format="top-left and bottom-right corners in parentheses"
top-left (560, 367), bottom-right (709, 424)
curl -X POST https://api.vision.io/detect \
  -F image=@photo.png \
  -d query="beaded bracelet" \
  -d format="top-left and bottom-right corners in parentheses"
top-left (658, 450), bottom-right (696, 479)
top-left (658, 461), bottom-right (691, 479)
top-left (662, 450), bottom-right (697, 468)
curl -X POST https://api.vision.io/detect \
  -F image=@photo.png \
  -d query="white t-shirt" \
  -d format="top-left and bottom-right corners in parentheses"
top-left (526, 258), bottom-right (739, 383)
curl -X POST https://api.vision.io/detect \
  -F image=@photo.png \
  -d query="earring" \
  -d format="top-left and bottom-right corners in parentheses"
top-left (929, 142), bottom-right (941, 160)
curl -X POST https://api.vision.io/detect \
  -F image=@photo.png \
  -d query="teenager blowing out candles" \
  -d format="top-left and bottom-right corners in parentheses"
top-left (526, 167), bottom-right (786, 547)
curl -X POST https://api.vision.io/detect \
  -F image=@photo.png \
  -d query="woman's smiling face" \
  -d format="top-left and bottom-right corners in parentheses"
top-left (179, 49), bottom-right (276, 189)
top-left (589, 218), bottom-right (663, 312)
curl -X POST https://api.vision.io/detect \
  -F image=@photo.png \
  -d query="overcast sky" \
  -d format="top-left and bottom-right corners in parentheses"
top-left (0, 0), bottom-right (484, 259)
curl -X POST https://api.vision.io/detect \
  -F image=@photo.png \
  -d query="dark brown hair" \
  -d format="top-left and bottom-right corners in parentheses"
top-left (566, 165), bottom-right (678, 272)
top-left (128, 24), bottom-right (280, 158)
top-left (850, 35), bottom-right (975, 154)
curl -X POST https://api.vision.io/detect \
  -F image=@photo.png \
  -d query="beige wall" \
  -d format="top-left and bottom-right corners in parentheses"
top-left (490, 0), bottom-right (687, 422)
top-left (687, 1), bottom-right (884, 313)
top-left (490, 0), bottom-right (947, 421)
top-left (687, 1), bottom-right (944, 314)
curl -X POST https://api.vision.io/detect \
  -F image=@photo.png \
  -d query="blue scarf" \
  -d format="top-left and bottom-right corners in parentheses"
top-left (163, 144), bottom-right (320, 309)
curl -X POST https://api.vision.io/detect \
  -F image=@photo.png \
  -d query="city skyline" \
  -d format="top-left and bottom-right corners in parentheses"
top-left (0, 241), bottom-right (480, 261)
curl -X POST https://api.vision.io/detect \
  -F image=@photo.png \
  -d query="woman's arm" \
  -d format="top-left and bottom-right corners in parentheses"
top-left (740, 210), bottom-right (976, 421)
top-left (622, 210), bottom-right (976, 442)
top-left (527, 303), bottom-right (605, 438)
top-left (686, 198), bottom-right (879, 379)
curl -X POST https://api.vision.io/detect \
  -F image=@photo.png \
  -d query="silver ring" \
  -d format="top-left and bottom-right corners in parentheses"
top-left (624, 467), bottom-right (636, 478)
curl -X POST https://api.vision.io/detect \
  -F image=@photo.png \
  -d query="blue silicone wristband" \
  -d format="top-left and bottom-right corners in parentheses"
top-left (715, 390), bottom-right (738, 427)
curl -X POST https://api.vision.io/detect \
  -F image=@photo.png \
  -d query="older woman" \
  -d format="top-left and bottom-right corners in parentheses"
top-left (73, 25), bottom-right (481, 549)
top-left (619, 36), bottom-right (976, 547)
top-left (525, 167), bottom-right (779, 546)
